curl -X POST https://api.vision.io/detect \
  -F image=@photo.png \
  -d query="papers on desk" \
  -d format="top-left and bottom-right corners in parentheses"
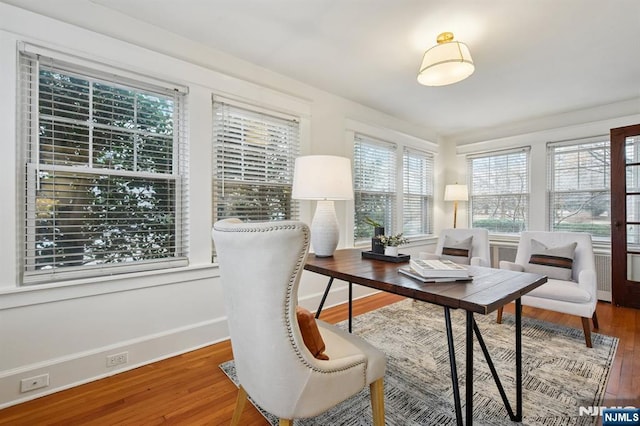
top-left (398, 265), bottom-right (472, 283)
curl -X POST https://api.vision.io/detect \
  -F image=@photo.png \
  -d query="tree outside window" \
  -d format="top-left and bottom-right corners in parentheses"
top-left (548, 139), bottom-right (610, 241)
top-left (20, 52), bottom-right (186, 284)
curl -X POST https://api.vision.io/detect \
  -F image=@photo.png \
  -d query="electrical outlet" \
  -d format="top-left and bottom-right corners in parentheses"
top-left (20, 373), bottom-right (49, 393)
top-left (106, 351), bottom-right (128, 367)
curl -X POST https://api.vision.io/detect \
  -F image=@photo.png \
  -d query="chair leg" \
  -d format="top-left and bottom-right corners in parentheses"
top-left (581, 317), bottom-right (593, 348)
top-left (496, 306), bottom-right (503, 324)
top-left (279, 419), bottom-right (293, 426)
top-left (592, 311), bottom-right (599, 330)
top-left (370, 378), bottom-right (385, 426)
top-left (231, 386), bottom-right (248, 426)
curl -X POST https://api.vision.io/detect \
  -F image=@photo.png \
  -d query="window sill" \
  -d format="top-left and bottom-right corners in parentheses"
top-left (0, 264), bottom-right (220, 310)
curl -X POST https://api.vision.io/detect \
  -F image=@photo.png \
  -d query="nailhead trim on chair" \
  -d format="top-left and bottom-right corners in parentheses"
top-left (283, 225), bottom-right (367, 378)
top-left (214, 220), bottom-right (367, 378)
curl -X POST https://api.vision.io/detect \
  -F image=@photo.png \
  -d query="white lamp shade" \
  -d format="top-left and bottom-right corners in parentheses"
top-left (417, 41), bottom-right (474, 87)
top-left (292, 155), bottom-right (354, 200)
top-left (444, 184), bottom-right (469, 201)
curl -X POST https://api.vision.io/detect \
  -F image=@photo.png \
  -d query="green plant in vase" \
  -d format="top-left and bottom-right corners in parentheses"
top-left (376, 233), bottom-right (409, 257)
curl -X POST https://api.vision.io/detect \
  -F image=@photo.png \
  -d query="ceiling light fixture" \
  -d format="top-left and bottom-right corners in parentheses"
top-left (417, 32), bottom-right (475, 87)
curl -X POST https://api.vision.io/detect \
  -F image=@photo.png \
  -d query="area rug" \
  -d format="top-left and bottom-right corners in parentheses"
top-left (220, 299), bottom-right (618, 425)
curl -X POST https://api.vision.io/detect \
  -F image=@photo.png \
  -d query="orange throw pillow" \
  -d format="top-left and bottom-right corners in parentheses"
top-left (295, 306), bottom-right (329, 360)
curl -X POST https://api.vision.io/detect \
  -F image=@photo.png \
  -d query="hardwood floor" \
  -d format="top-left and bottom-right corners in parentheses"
top-left (0, 294), bottom-right (638, 425)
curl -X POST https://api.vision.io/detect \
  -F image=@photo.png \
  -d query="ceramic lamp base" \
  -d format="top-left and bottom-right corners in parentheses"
top-left (311, 200), bottom-right (339, 257)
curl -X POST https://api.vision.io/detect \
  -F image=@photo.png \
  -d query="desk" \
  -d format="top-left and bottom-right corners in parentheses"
top-left (305, 249), bottom-right (547, 426)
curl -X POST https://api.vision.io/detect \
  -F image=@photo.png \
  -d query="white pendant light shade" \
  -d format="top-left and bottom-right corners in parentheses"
top-left (417, 32), bottom-right (475, 87)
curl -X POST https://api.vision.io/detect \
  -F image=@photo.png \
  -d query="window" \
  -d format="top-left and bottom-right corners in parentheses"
top-left (353, 135), bottom-right (397, 242)
top-left (403, 148), bottom-right (434, 236)
top-left (19, 50), bottom-right (188, 284)
top-left (626, 136), bottom-right (640, 246)
top-left (547, 137), bottom-right (610, 241)
top-left (212, 100), bottom-right (299, 225)
top-left (468, 148), bottom-right (530, 233)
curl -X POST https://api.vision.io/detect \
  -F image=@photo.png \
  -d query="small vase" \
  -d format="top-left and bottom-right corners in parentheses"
top-left (372, 238), bottom-right (385, 254)
top-left (372, 226), bottom-right (385, 254)
top-left (384, 246), bottom-right (399, 257)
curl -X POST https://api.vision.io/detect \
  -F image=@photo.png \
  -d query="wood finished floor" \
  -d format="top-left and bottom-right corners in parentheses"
top-left (0, 293), bottom-right (638, 425)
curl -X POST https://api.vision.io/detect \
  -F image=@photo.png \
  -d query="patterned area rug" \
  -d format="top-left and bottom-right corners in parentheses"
top-left (220, 299), bottom-right (618, 425)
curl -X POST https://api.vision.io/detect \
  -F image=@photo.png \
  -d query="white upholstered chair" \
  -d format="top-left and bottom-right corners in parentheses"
top-left (497, 231), bottom-right (599, 347)
top-left (212, 219), bottom-right (386, 426)
top-left (420, 228), bottom-right (491, 267)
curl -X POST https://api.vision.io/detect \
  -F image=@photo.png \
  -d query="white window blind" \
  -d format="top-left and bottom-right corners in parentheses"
top-left (547, 137), bottom-right (610, 241)
top-left (18, 51), bottom-right (188, 285)
top-left (353, 134), bottom-right (397, 242)
top-left (212, 100), bottom-right (300, 224)
top-left (467, 147), bottom-right (530, 233)
top-left (403, 147), bottom-right (434, 236)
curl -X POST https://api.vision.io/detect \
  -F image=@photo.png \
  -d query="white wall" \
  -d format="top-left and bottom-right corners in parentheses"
top-left (0, 3), bottom-right (439, 408)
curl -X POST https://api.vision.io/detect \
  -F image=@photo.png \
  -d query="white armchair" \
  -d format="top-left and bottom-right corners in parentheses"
top-left (420, 228), bottom-right (491, 267)
top-left (497, 231), bottom-right (599, 347)
top-left (212, 219), bottom-right (386, 426)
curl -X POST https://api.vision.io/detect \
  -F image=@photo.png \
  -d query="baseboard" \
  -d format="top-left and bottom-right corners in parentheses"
top-left (0, 281), bottom-right (376, 410)
top-left (0, 317), bottom-right (229, 409)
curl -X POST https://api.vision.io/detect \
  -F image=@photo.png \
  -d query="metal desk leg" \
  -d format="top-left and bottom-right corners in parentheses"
top-left (315, 278), bottom-right (353, 334)
top-left (444, 307), bottom-right (463, 426)
top-left (466, 311), bottom-right (474, 425)
top-left (473, 318), bottom-right (516, 420)
top-left (348, 282), bottom-right (353, 333)
top-left (315, 277), bottom-right (334, 319)
top-left (516, 298), bottom-right (522, 421)
top-left (471, 299), bottom-right (523, 422)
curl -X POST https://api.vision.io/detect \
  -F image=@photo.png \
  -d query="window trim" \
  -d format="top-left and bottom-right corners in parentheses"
top-left (353, 133), bottom-right (398, 243)
top-left (352, 132), bottom-right (436, 244)
top-left (546, 135), bottom-right (611, 241)
top-left (402, 146), bottom-right (434, 237)
top-left (18, 47), bottom-right (189, 285)
top-left (211, 97), bottom-right (301, 249)
top-left (467, 146), bottom-right (531, 234)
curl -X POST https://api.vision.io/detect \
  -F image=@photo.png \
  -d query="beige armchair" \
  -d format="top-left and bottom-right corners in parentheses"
top-left (420, 228), bottom-right (491, 267)
top-left (497, 231), bottom-right (599, 347)
top-left (212, 219), bottom-right (386, 426)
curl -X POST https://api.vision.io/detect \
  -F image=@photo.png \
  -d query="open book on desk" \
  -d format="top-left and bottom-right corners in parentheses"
top-left (398, 266), bottom-right (473, 283)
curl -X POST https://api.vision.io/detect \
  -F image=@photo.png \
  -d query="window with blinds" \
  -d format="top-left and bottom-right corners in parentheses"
top-left (353, 135), bottom-right (397, 242)
top-left (467, 147), bottom-right (530, 233)
top-left (18, 50), bottom-right (188, 285)
top-left (212, 100), bottom-right (299, 226)
top-left (547, 137), bottom-right (610, 241)
top-left (403, 148), bottom-right (434, 236)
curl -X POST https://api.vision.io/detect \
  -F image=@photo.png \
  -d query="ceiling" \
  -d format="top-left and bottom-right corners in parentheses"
top-left (3, 0), bottom-right (640, 143)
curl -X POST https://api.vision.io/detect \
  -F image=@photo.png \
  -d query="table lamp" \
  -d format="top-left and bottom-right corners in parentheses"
top-left (444, 184), bottom-right (468, 228)
top-left (292, 155), bottom-right (354, 257)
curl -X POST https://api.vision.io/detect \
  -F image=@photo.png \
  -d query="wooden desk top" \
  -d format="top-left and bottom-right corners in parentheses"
top-left (304, 249), bottom-right (547, 315)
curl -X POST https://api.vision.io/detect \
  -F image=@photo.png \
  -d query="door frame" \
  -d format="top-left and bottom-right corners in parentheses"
top-left (611, 123), bottom-right (640, 308)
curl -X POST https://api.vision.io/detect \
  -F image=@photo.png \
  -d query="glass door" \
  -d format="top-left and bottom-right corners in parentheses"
top-left (611, 124), bottom-right (640, 308)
